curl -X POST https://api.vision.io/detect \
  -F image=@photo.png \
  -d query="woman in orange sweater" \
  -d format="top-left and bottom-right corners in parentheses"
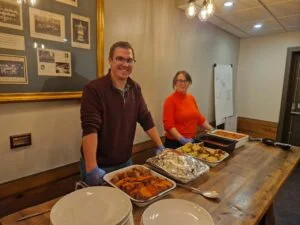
top-left (163, 71), bottom-right (214, 149)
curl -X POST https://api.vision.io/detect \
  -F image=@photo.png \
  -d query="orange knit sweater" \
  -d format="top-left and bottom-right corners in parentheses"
top-left (163, 91), bottom-right (206, 140)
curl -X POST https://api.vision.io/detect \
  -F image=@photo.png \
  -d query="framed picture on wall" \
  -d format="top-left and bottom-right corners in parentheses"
top-left (0, 0), bottom-right (104, 102)
top-left (29, 7), bottom-right (65, 42)
top-left (0, 54), bottom-right (28, 84)
top-left (0, 0), bottom-right (23, 30)
top-left (71, 14), bottom-right (90, 49)
top-left (56, 0), bottom-right (78, 7)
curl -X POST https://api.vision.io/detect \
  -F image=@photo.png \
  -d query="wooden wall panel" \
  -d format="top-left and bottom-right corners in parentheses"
top-left (237, 117), bottom-right (278, 139)
top-left (0, 139), bottom-right (161, 218)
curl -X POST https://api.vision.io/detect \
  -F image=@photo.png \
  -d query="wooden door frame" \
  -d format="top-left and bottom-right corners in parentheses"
top-left (277, 47), bottom-right (300, 142)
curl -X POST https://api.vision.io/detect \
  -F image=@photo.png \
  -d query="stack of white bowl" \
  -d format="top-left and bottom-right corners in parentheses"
top-left (50, 186), bottom-right (133, 225)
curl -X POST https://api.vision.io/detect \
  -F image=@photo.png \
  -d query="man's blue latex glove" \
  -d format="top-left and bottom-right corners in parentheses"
top-left (85, 167), bottom-right (106, 186)
top-left (179, 137), bottom-right (194, 145)
top-left (156, 145), bottom-right (165, 155)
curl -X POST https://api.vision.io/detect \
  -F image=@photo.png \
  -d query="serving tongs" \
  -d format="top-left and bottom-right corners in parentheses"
top-left (249, 137), bottom-right (292, 150)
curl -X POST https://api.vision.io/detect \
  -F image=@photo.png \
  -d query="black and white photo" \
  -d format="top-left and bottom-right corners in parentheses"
top-left (56, 62), bottom-right (70, 74)
top-left (0, 55), bottom-right (27, 84)
top-left (29, 7), bottom-right (65, 42)
top-left (38, 50), bottom-right (55, 63)
top-left (71, 14), bottom-right (90, 49)
top-left (0, 0), bottom-right (23, 30)
top-left (56, 0), bottom-right (77, 7)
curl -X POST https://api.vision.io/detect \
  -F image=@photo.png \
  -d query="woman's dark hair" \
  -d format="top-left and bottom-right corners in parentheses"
top-left (172, 70), bottom-right (192, 89)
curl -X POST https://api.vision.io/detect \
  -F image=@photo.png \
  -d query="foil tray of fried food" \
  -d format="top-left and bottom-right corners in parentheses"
top-left (178, 142), bottom-right (229, 166)
top-left (103, 165), bottom-right (176, 207)
top-left (146, 150), bottom-right (210, 183)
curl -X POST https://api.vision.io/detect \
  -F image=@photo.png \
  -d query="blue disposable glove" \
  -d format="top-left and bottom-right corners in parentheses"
top-left (85, 167), bottom-right (106, 186)
top-left (179, 137), bottom-right (194, 145)
top-left (156, 145), bottom-right (165, 155)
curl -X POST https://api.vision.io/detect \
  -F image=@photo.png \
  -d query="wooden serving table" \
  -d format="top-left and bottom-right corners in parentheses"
top-left (1, 142), bottom-right (300, 225)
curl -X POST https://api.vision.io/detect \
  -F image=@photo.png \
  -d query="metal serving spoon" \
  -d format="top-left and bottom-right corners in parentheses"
top-left (176, 183), bottom-right (220, 199)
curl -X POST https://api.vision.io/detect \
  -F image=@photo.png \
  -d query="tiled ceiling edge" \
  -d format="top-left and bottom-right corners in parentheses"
top-left (210, 14), bottom-right (250, 38)
top-left (257, 0), bottom-right (288, 32)
top-left (176, 0), bottom-right (249, 38)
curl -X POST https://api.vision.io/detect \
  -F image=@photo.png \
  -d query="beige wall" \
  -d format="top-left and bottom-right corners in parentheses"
top-left (0, 0), bottom-right (240, 183)
top-left (104, 0), bottom-right (240, 141)
top-left (237, 31), bottom-right (300, 122)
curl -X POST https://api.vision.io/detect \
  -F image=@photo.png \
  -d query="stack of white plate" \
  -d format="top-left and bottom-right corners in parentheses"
top-left (141, 199), bottom-right (214, 225)
top-left (50, 186), bottom-right (133, 225)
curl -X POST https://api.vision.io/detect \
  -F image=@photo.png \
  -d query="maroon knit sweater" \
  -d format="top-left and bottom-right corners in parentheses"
top-left (80, 73), bottom-right (154, 167)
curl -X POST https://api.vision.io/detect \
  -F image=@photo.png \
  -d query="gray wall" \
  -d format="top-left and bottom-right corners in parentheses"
top-left (0, 0), bottom-right (240, 183)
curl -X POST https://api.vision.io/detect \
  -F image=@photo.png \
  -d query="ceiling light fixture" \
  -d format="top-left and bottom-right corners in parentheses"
top-left (224, 1), bottom-right (233, 7)
top-left (254, 23), bottom-right (263, 29)
top-left (17, 0), bottom-right (37, 5)
top-left (185, 0), bottom-right (198, 19)
top-left (185, 0), bottom-right (215, 22)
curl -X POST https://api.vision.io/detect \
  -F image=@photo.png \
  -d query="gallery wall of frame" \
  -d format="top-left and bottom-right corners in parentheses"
top-left (0, 0), bottom-right (104, 102)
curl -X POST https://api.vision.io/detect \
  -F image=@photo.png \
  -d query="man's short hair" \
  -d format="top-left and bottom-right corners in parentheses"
top-left (109, 41), bottom-right (135, 60)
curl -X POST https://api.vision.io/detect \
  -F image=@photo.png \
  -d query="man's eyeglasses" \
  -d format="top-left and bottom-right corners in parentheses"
top-left (114, 56), bottom-right (136, 65)
top-left (176, 79), bottom-right (189, 84)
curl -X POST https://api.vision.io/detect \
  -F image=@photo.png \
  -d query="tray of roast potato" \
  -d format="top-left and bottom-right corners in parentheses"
top-left (177, 142), bottom-right (229, 167)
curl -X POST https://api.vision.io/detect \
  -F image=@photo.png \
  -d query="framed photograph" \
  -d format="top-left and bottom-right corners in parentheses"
top-left (37, 48), bottom-right (72, 77)
top-left (56, 0), bottom-right (78, 7)
top-left (29, 7), bottom-right (65, 42)
top-left (0, 54), bottom-right (28, 84)
top-left (0, 0), bottom-right (23, 30)
top-left (0, 0), bottom-right (104, 102)
top-left (71, 14), bottom-right (90, 49)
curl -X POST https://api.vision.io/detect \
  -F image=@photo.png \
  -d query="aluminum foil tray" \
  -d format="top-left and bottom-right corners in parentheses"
top-left (146, 150), bottom-right (210, 183)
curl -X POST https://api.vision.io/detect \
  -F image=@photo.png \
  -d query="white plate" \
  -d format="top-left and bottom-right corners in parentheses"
top-left (50, 186), bottom-right (132, 225)
top-left (103, 165), bottom-right (176, 207)
top-left (142, 199), bottom-right (214, 225)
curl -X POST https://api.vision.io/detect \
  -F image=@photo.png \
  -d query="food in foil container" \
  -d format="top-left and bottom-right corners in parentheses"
top-left (178, 142), bottom-right (228, 163)
top-left (104, 165), bottom-right (176, 207)
top-left (109, 167), bottom-right (173, 200)
top-left (146, 150), bottom-right (210, 183)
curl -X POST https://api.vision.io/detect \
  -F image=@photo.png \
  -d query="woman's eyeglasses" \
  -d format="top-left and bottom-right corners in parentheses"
top-left (176, 79), bottom-right (189, 84)
top-left (114, 56), bottom-right (136, 65)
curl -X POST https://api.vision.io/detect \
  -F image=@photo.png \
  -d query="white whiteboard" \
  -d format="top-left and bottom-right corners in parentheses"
top-left (214, 64), bottom-right (233, 126)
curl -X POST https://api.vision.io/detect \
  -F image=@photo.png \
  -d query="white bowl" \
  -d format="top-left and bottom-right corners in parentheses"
top-left (50, 186), bottom-right (132, 225)
top-left (142, 199), bottom-right (214, 225)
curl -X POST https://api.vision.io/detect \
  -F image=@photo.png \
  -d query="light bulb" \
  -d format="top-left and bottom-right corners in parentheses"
top-left (17, 0), bottom-right (22, 4)
top-left (224, 1), bottom-right (233, 7)
top-left (185, 2), bottom-right (197, 19)
top-left (33, 42), bottom-right (37, 48)
top-left (30, 0), bottom-right (36, 5)
top-left (199, 7), bottom-right (208, 21)
top-left (207, 2), bottom-right (214, 15)
top-left (41, 44), bottom-right (45, 49)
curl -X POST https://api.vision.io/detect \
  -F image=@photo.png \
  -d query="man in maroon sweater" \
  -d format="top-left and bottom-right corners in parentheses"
top-left (80, 41), bottom-right (165, 186)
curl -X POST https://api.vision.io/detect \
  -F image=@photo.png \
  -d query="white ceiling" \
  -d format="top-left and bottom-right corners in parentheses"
top-left (177, 0), bottom-right (300, 38)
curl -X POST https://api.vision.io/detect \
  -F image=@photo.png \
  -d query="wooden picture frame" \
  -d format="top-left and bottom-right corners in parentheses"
top-left (0, 0), bottom-right (104, 102)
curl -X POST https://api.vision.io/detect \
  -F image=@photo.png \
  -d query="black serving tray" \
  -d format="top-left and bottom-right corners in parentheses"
top-left (196, 134), bottom-right (237, 154)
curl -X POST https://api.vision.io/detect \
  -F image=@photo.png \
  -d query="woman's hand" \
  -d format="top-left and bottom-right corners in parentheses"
top-left (179, 137), bottom-right (194, 145)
